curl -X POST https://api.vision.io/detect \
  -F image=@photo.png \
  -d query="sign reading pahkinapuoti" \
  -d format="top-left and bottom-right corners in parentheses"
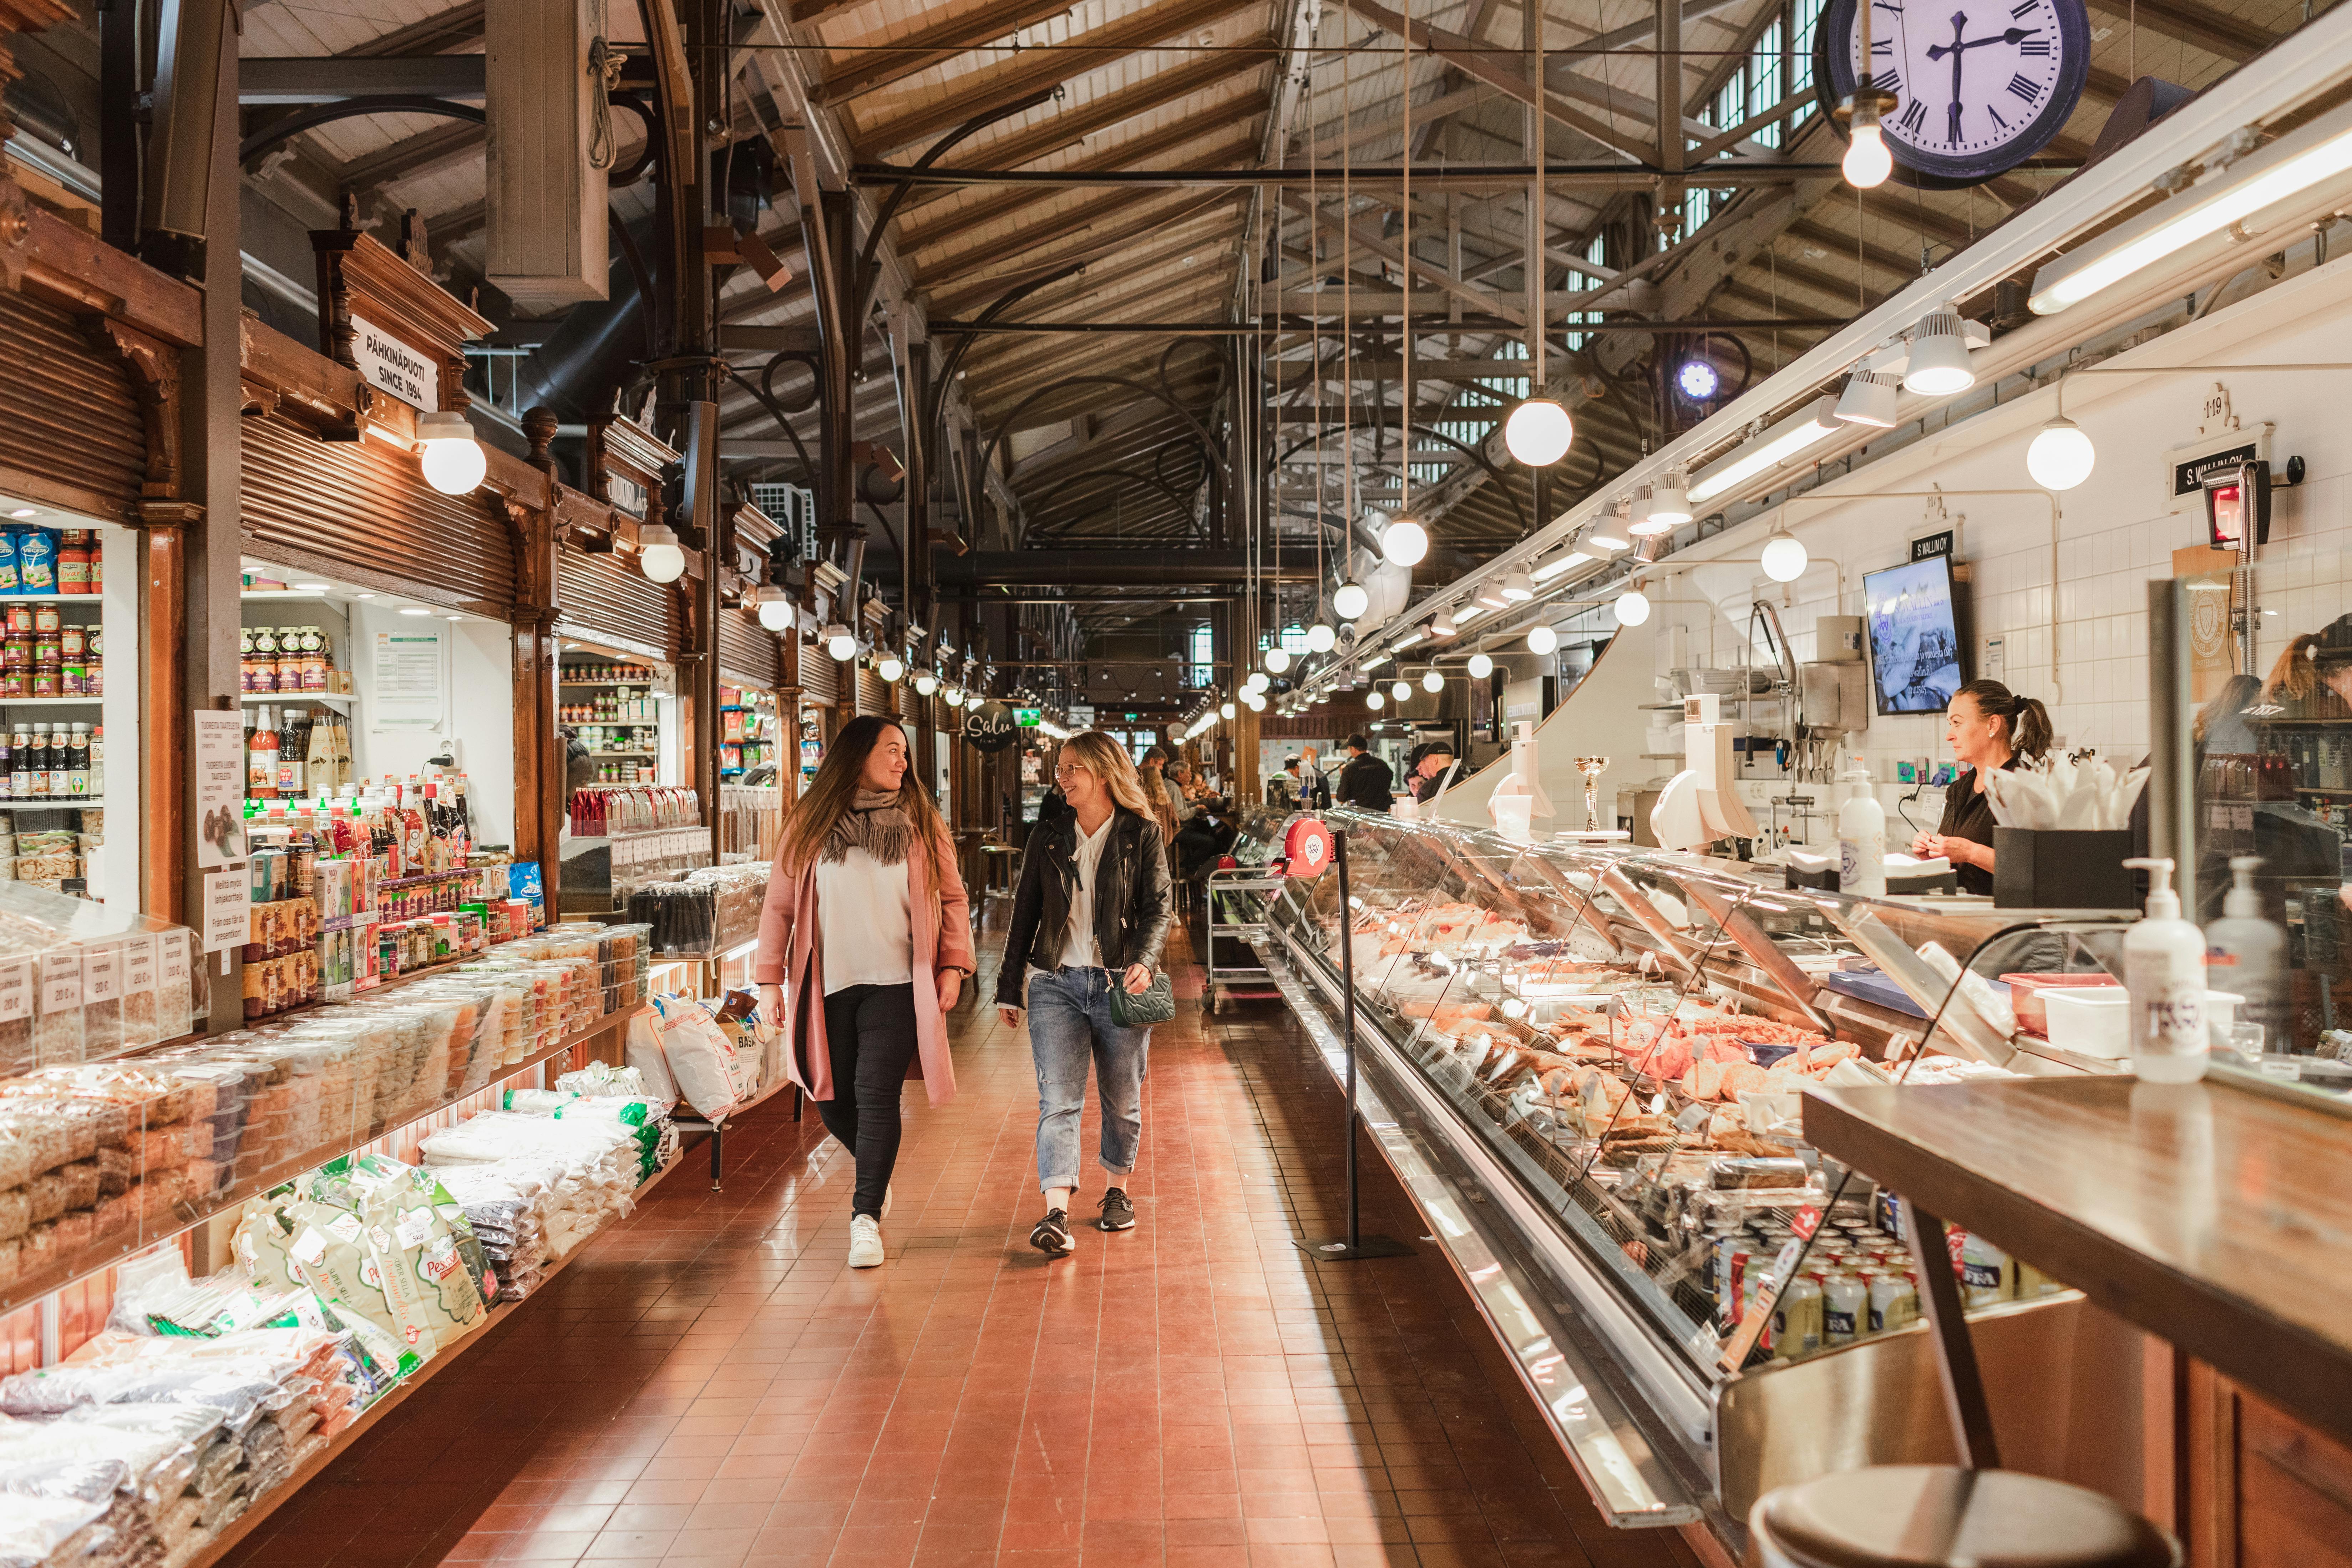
top-left (350, 314), bottom-right (439, 411)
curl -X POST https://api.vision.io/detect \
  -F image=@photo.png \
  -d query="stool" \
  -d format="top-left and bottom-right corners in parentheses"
top-left (1749, 1465), bottom-right (2178, 1568)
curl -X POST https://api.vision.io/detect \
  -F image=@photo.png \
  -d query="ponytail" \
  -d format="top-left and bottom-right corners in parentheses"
top-left (1955, 678), bottom-right (2052, 763)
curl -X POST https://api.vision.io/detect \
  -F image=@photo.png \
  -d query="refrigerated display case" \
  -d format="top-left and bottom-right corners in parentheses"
top-left (1228, 810), bottom-right (2150, 1548)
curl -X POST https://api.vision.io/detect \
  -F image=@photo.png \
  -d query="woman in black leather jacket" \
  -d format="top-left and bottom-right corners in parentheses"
top-left (995, 731), bottom-right (1173, 1256)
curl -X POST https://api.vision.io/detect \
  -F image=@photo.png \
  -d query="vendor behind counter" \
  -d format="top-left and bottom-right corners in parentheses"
top-left (1911, 679), bottom-right (2054, 896)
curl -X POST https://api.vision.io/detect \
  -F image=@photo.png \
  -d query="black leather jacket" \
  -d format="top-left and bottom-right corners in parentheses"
top-left (997, 806), bottom-right (1173, 1004)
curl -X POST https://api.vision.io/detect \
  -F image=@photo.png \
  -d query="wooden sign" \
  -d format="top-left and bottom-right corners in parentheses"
top-left (587, 416), bottom-right (680, 521)
top-left (311, 227), bottom-right (492, 431)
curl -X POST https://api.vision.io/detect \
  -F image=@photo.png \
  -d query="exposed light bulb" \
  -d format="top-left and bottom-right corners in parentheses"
top-left (1843, 120), bottom-right (1893, 189)
top-left (1245, 671), bottom-right (1269, 694)
top-left (1613, 589), bottom-right (1652, 627)
top-left (1526, 624), bottom-right (1558, 656)
top-left (757, 596), bottom-right (793, 632)
top-left (877, 655), bottom-right (905, 682)
top-left (1333, 580), bottom-right (1369, 620)
top-left (1761, 533), bottom-right (1809, 583)
top-left (1466, 652), bottom-right (1494, 679)
top-left (1220, 701), bottom-right (1236, 718)
top-left (914, 671), bottom-right (938, 695)
top-left (823, 623), bottom-right (856, 661)
top-left (1391, 679), bottom-right (1411, 701)
top-left (1383, 516), bottom-right (1429, 565)
top-left (1264, 647), bottom-right (1292, 674)
top-left (2028, 417), bottom-right (2096, 491)
top-left (1503, 397), bottom-right (1574, 466)
top-left (1422, 669), bottom-right (1444, 693)
top-left (1305, 621), bottom-right (1337, 654)
top-left (1366, 689), bottom-right (1385, 710)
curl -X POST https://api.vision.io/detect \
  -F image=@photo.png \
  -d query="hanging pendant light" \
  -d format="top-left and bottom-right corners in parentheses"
top-left (1305, 619), bottom-right (1337, 654)
top-left (1421, 669), bottom-right (1444, 694)
top-left (1466, 652), bottom-right (1494, 679)
top-left (1761, 529), bottom-right (1810, 583)
top-left (1526, 624), bottom-right (1559, 655)
top-left (1333, 579), bottom-right (1369, 620)
top-left (1504, 397), bottom-right (1574, 467)
top-left (1383, 514), bottom-right (1429, 565)
top-left (1264, 647), bottom-right (1292, 674)
top-left (1390, 678), bottom-right (1411, 701)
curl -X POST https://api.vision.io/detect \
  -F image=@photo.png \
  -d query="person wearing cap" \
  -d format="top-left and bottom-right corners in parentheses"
top-left (1406, 741), bottom-right (1459, 803)
top-left (1335, 734), bottom-right (1393, 811)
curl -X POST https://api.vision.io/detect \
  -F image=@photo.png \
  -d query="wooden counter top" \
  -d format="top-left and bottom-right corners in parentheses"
top-left (1805, 1074), bottom-right (2352, 1450)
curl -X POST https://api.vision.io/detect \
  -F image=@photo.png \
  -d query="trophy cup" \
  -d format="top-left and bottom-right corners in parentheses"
top-left (1573, 756), bottom-right (1610, 833)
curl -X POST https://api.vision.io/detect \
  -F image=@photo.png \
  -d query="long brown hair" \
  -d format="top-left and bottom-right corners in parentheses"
top-left (1061, 731), bottom-right (1154, 814)
top-left (1953, 679), bottom-right (2053, 762)
top-left (779, 716), bottom-right (949, 885)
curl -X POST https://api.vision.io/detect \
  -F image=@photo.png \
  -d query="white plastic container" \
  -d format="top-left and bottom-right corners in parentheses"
top-left (2122, 856), bottom-right (2209, 1083)
top-left (2041, 985), bottom-right (2130, 1057)
top-left (1838, 757), bottom-right (1886, 896)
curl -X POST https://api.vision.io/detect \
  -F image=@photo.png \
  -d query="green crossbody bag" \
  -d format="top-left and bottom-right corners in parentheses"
top-left (1107, 969), bottom-right (1175, 1026)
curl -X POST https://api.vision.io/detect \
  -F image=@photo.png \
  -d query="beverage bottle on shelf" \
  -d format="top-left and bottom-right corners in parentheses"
top-left (45, 726), bottom-right (66, 799)
top-left (88, 725), bottom-right (101, 797)
top-left (25, 724), bottom-right (46, 799)
top-left (248, 707), bottom-right (278, 799)
top-left (66, 724), bottom-right (87, 798)
top-left (8, 722), bottom-right (27, 800)
top-left (278, 714), bottom-right (308, 797)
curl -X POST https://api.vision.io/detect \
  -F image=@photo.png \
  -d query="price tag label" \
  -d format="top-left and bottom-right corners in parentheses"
top-left (84, 946), bottom-right (118, 1003)
top-left (41, 951), bottom-right (82, 1014)
top-left (0, 959), bottom-right (32, 1024)
top-left (160, 931), bottom-right (190, 991)
top-left (123, 935), bottom-right (155, 994)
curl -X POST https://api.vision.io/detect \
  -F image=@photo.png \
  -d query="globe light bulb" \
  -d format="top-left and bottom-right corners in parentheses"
top-left (823, 623), bottom-right (856, 661)
top-left (1244, 691), bottom-right (1266, 711)
top-left (1613, 589), bottom-right (1652, 627)
top-left (638, 523), bottom-right (686, 584)
top-left (1422, 669), bottom-right (1444, 693)
top-left (914, 671), bottom-right (937, 696)
top-left (1264, 647), bottom-right (1292, 674)
top-left (1391, 679), bottom-right (1411, 701)
top-left (1842, 121), bottom-right (1893, 189)
top-left (2028, 417), bottom-right (2096, 491)
top-left (1333, 580), bottom-right (1369, 620)
top-left (1526, 624), bottom-right (1558, 655)
top-left (1466, 652), bottom-right (1494, 679)
top-left (1761, 534), bottom-right (1810, 583)
top-left (1246, 671), bottom-right (1269, 694)
top-left (1383, 516), bottom-right (1429, 565)
top-left (757, 595), bottom-right (793, 632)
top-left (1305, 621), bottom-right (1337, 654)
top-left (1502, 397), bottom-right (1574, 466)
top-left (877, 655), bottom-right (905, 682)
top-left (1366, 689), bottom-right (1385, 710)
top-left (415, 410), bottom-right (486, 495)
top-left (1220, 701), bottom-right (1236, 719)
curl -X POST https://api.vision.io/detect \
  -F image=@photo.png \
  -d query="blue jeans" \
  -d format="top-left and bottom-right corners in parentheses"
top-left (1027, 966), bottom-right (1150, 1194)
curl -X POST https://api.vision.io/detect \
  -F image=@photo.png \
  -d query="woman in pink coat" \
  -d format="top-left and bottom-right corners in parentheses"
top-left (755, 715), bottom-right (974, 1269)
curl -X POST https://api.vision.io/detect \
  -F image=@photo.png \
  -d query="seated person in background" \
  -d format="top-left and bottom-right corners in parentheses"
top-left (1175, 803), bottom-right (1229, 882)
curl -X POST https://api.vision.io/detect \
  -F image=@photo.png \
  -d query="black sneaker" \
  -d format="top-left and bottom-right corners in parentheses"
top-left (1098, 1188), bottom-right (1137, 1232)
top-left (1030, 1208), bottom-right (1076, 1256)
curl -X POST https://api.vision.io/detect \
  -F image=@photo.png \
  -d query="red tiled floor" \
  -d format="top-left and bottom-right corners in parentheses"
top-left (219, 930), bottom-right (1702, 1568)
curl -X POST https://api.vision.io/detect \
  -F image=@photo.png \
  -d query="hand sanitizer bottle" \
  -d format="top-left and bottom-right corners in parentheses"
top-left (2205, 855), bottom-right (2288, 1060)
top-left (1838, 757), bottom-right (1886, 895)
top-left (2122, 857), bottom-right (2209, 1083)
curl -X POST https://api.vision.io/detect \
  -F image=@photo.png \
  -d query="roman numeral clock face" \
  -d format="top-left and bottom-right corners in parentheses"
top-left (1816, 0), bottom-right (2089, 183)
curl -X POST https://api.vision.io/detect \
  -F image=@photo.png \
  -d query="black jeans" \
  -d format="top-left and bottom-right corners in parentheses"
top-left (818, 982), bottom-right (919, 1218)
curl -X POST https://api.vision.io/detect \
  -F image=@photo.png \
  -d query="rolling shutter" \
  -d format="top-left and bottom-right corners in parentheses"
top-left (800, 644), bottom-right (840, 706)
top-left (0, 293), bottom-right (144, 519)
top-left (243, 413), bottom-right (517, 612)
top-left (716, 607), bottom-right (781, 689)
top-left (556, 547), bottom-right (683, 658)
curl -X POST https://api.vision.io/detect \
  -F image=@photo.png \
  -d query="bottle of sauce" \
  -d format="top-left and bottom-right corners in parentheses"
top-left (249, 707), bottom-right (279, 800)
top-left (45, 727), bottom-right (67, 800)
top-left (67, 724), bottom-right (89, 799)
top-left (24, 725), bottom-right (45, 799)
top-left (7, 723), bottom-right (27, 800)
top-left (56, 531), bottom-right (90, 594)
top-left (88, 726), bottom-right (101, 798)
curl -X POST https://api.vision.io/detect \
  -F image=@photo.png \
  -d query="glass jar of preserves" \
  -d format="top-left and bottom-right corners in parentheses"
top-left (58, 626), bottom-right (83, 661)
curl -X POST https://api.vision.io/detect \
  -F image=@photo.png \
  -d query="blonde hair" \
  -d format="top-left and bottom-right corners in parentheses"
top-left (1061, 731), bottom-right (1154, 814)
top-left (778, 716), bottom-right (949, 886)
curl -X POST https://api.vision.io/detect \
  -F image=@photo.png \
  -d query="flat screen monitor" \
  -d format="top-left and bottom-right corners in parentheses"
top-left (1862, 554), bottom-right (1967, 716)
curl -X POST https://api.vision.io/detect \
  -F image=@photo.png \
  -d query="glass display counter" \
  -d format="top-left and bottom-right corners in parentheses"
top-left (1228, 809), bottom-right (2145, 1544)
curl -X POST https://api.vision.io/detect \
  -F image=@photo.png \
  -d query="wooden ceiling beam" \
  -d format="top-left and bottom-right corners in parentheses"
top-left (850, 0), bottom-right (1258, 157)
top-left (816, 0), bottom-right (1077, 106)
top-left (922, 187), bottom-right (1246, 316)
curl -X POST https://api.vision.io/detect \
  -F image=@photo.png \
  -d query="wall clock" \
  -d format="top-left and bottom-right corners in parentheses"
top-left (1814, 0), bottom-right (2090, 185)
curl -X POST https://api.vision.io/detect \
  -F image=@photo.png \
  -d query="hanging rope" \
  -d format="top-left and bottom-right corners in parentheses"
top-left (586, 0), bottom-right (628, 172)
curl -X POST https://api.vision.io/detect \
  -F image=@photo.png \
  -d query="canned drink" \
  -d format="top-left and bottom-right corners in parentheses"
top-left (1774, 1278), bottom-right (1824, 1358)
top-left (1955, 1229), bottom-right (2013, 1308)
top-left (1824, 1273), bottom-right (1867, 1344)
top-left (1869, 1272), bottom-right (1919, 1334)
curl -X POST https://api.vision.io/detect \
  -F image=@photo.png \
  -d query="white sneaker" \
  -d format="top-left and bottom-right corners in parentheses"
top-left (848, 1214), bottom-right (884, 1268)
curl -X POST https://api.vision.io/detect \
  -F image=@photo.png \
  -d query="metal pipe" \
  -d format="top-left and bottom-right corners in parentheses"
top-left (2148, 577), bottom-right (2198, 920)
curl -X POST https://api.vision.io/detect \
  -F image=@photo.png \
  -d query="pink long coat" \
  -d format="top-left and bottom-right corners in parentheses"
top-left (752, 831), bottom-right (975, 1107)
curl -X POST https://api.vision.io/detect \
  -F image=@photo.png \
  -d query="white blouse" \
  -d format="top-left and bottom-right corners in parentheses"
top-left (815, 848), bottom-right (913, 993)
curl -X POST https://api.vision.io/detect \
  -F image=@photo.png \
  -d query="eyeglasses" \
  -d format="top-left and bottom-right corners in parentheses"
top-left (1053, 763), bottom-right (1088, 780)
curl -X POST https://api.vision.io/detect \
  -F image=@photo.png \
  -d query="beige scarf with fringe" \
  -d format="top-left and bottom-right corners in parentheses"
top-left (822, 788), bottom-right (914, 866)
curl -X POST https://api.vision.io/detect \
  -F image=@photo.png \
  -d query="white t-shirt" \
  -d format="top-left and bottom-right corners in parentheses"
top-left (816, 848), bottom-right (913, 993)
top-left (1061, 813), bottom-right (1115, 968)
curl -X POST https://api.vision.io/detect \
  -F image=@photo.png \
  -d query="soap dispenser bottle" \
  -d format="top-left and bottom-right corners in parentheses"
top-left (1838, 756), bottom-right (1886, 895)
top-left (2121, 857), bottom-right (2209, 1083)
top-left (2205, 854), bottom-right (2288, 1059)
